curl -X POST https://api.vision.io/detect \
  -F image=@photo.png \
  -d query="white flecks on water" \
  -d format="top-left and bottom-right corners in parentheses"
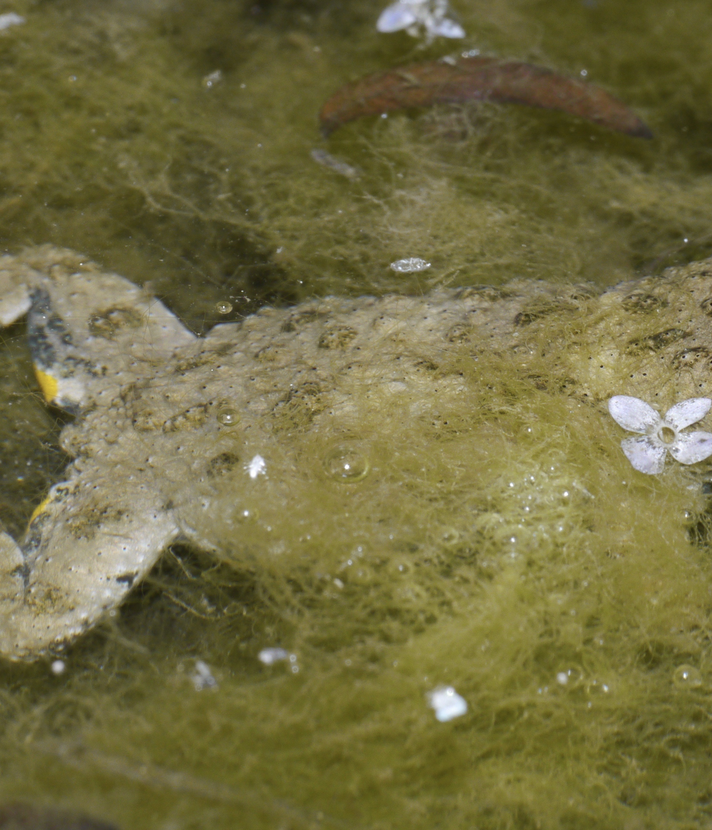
top-left (389, 257), bottom-right (432, 273)
top-left (0, 13), bottom-right (25, 31)
top-left (258, 647), bottom-right (291, 665)
top-left (191, 659), bottom-right (218, 691)
top-left (427, 685), bottom-right (468, 722)
top-left (246, 454), bottom-right (267, 479)
top-left (202, 69), bottom-right (223, 89)
top-left (50, 659), bottom-right (66, 675)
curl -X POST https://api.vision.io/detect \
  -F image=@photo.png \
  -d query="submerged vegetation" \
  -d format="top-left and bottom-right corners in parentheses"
top-left (2, 0), bottom-right (712, 827)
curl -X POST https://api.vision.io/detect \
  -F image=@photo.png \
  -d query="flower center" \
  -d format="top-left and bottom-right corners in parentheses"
top-left (658, 425), bottom-right (676, 445)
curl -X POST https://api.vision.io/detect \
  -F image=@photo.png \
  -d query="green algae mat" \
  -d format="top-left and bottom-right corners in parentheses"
top-left (2, 0), bottom-right (712, 827)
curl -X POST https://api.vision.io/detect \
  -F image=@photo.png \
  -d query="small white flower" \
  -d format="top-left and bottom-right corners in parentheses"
top-left (377, 0), bottom-right (465, 42)
top-left (608, 395), bottom-right (712, 475)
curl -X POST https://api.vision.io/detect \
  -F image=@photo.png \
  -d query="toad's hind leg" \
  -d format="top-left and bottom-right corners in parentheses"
top-left (0, 472), bottom-right (180, 661)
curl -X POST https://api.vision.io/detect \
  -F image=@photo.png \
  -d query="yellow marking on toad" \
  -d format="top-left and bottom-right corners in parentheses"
top-left (34, 367), bottom-right (59, 403)
top-left (30, 494), bottom-right (53, 523)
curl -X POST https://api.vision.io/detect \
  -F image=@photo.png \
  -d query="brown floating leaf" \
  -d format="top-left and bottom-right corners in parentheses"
top-left (319, 55), bottom-right (652, 139)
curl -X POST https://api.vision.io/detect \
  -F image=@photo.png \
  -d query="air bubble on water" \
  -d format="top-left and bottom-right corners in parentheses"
top-left (672, 664), bottom-right (703, 689)
top-left (217, 405), bottom-right (240, 426)
top-left (323, 443), bottom-right (369, 482)
top-left (441, 527), bottom-right (461, 545)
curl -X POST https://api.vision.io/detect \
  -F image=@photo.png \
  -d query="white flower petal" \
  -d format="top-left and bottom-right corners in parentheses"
top-left (608, 396), bottom-right (660, 433)
top-left (377, 4), bottom-right (417, 31)
top-left (669, 431), bottom-right (712, 465)
top-left (664, 398), bottom-right (712, 431)
top-left (431, 18), bottom-right (465, 37)
top-left (620, 436), bottom-right (666, 474)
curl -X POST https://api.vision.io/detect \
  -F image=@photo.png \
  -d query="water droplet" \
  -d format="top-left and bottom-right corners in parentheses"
top-left (323, 443), bottom-right (369, 482)
top-left (672, 664), bottom-right (703, 689)
top-left (215, 300), bottom-right (233, 315)
top-left (217, 405), bottom-right (240, 426)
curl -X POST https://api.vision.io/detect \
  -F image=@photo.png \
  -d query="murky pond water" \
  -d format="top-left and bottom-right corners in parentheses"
top-left (2, 0), bottom-right (712, 827)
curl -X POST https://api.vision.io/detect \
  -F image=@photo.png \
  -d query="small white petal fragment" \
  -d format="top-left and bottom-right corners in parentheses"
top-left (432, 18), bottom-right (465, 37)
top-left (258, 647), bottom-right (290, 665)
top-left (664, 398), bottom-right (712, 431)
top-left (0, 13), bottom-right (25, 30)
top-left (246, 454), bottom-right (266, 479)
top-left (192, 659), bottom-right (218, 691)
top-left (390, 257), bottom-right (431, 273)
top-left (669, 431), bottom-right (712, 465)
top-left (621, 435), bottom-right (666, 475)
top-left (608, 396), bottom-right (660, 433)
top-left (377, 3), bottom-right (417, 32)
top-left (427, 685), bottom-right (468, 722)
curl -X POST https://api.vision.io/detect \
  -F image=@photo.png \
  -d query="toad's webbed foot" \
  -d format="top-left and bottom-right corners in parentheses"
top-left (0, 247), bottom-right (195, 659)
top-left (0, 477), bottom-right (180, 659)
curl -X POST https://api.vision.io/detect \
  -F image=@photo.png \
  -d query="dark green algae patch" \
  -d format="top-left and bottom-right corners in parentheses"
top-left (4, 0), bottom-right (712, 827)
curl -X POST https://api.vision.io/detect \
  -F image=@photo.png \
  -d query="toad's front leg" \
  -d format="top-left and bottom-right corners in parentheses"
top-left (0, 470), bottom-right (180, 660)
